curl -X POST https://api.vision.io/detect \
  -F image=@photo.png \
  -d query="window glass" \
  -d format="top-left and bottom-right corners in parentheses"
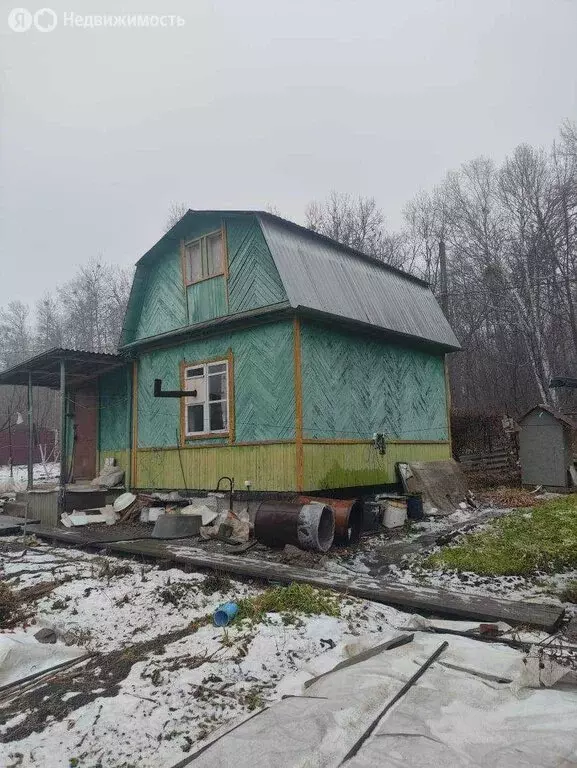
top-left (185, 241), bottom-right (202, 283)
top-left (187, 404), bottom-right (204, 433)
top-left (209, 402), bottom-right (227, 432)
top-left (208, 372), bottom-right (226, 401)
top-left (206, 233), bottom-right (223, 276)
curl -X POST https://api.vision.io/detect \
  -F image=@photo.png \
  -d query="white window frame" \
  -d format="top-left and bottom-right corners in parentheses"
top-left (183, 359), bottom-right (229, 437)
top-left (183, 230), bottom-right (224, 285)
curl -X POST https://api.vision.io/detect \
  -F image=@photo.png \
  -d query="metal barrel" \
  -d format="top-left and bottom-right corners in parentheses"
top-left (298, 496), bottom-right (363, 545)
top-left (254, 501), bottom-right (335, 552)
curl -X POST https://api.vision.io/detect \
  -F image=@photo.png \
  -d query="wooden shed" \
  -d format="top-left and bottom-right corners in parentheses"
top-left (519, 405), bottom-right (577, 490)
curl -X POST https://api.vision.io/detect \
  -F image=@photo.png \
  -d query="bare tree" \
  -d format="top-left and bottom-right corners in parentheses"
top-left (0, 301), bottom-right (32, 369)
top-left (305, 192), bottom-right (405, 265)
top-left (35, 293), bottom-right (63, 351)
top-left (164, 202), bottom-right (189, 232)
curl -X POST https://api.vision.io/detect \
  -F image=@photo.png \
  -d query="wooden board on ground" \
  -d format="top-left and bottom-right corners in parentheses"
top-left (103, 539), bottom-right (565, 632)
top-left (0, 514), bottom-right (41, 535)
top-left (399, 459), bottom-right (469, 514)
top-left (25, 525), bottom-right (157, 545)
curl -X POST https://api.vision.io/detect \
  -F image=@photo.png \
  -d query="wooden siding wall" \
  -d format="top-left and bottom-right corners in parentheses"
top-left (98, 366), bottom-right (130, 473)
top-left (226, 218), bottom-right (286, 313)
top-left (300, 323), bottom-right (449, 442)
top-left (131, 214), bottom-right (286, 343)
top-left (137, 321), bottom-right (295, 448)
top-left (136, 443), bottom-right (296, 491)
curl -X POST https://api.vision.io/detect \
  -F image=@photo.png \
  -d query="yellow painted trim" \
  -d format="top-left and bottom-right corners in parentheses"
top-left (136, 439), bottom-right (295, 453)
top-left (222, 221), bottom-right (231, 313)
top-left (130, 360), bottom-right (139, 488)
top-left (227, 347), bottom-right (235, 444)
top-left (180, 238), bottom-right (190, 325)
top-left (444, 355), bottom-right (453, 455)
top-left (294, 317), bottom-right (304, 492)
top-left (302, 438), bottom-right (451, 445)
top-left (183, 228), bottom-right (222, 247)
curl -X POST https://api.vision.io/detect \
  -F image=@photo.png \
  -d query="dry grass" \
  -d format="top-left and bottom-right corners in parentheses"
top-left (0, 582), bottom-right (19, 627)
top-left (477, 486), bottom-right (544, 509)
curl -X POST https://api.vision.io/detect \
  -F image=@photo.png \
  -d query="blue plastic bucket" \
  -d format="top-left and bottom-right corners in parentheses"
top-left (213, 602), bottom-right (238, 627)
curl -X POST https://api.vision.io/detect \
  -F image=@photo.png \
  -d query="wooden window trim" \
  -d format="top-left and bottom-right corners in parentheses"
top-left (182, 228), bottom-right (226, 287)
top-left (179, 353), bottom-right (234, 444)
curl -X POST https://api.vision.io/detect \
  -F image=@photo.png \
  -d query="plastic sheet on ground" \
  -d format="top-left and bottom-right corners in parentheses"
top-left (0, 633), bottom-right (85, 687)
top-left (186, 630), bottom-right (577, 768)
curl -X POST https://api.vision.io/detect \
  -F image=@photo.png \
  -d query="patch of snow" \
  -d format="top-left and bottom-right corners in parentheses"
top-left (0, 462), bottom-right (59, 491)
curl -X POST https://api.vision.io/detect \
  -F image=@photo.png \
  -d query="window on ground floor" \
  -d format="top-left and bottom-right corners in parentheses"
top-left (183, 359), bottom-right (229, 436)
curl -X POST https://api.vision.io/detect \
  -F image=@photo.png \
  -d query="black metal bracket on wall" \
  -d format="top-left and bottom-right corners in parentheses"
top-left (153, 379), bottom-right (196, 398)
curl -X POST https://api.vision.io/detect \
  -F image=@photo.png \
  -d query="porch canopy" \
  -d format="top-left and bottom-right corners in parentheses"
top-left (0, 348), bottom-right (124, 490)
top-left (0, 348), bottom-right (123, 389)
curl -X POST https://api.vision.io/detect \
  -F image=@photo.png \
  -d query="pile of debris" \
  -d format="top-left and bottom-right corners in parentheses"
top-left (55, 459), bottom-right (481, 557)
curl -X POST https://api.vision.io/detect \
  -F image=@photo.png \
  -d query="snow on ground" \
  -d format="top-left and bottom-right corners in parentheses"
top-left (0, 538), bottom-right (408, 768)
top-left (0, 462), bottom-right (59, 492)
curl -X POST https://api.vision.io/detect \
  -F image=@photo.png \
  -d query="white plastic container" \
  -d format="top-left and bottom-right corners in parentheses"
top-left (382, 501), bottom-right (407, 529)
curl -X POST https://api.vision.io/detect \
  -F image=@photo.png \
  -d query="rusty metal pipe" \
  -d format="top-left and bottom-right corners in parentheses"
top-left (298, 496), bottom-right (363, 545)
top-left (254, 501), bottom-right (335, 553)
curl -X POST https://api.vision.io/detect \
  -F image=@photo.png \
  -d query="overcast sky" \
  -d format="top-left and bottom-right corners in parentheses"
top-left (1, 0), bottom-right (576, 306)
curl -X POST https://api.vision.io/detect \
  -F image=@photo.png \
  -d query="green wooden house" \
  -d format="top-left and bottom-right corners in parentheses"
top-left (96, 210), bottom-right (460, 492)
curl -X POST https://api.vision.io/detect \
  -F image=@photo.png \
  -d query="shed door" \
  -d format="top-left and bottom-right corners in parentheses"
top-left (72, 385), bottom-right (98, 481)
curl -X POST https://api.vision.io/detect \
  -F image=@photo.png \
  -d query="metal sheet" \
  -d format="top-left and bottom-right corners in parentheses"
top-left (258, 214), bottom-right (460, 351)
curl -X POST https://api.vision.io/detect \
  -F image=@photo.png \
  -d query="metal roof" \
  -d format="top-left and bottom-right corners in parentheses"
top-left (0, 348), bottom-right (125, 389)
top-left (132, 209), bottom-right (460, 351)
top-left (257, 213), bottom-right (461, 351)
top-left (519, 404), bottom-right (577, 429)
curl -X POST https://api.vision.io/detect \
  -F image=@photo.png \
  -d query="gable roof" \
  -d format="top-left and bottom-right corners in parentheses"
top-left (127, 210), bottom-right (460, 351)
top-left (519, 404), bottom-right (577, 429)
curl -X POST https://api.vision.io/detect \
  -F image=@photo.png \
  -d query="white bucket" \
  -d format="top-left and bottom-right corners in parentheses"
top-left (383, 501), bottom-right (407, 529)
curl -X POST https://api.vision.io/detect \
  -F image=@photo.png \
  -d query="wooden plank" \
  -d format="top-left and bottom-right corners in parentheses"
top-left (26, 525), bottom-right (156, 545)
top-left (103, 540), bottom-right (565, 632)
top-left (0, 514), bottom-right (41, 535)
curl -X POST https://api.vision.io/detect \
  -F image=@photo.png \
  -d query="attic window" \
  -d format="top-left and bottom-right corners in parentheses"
top-left (183, 231), bottom-right (224, 284)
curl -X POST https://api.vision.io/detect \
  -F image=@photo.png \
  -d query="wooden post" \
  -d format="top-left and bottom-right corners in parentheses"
top-left (293, 317), bottom-right (304, 492)
top-left (27, 371), bottom-right (34, 490)
top-left (124, 365), bottom-right (132, 489)
top-left (59, 358), bottom-right (67, 488)
top-left (130, 360), bottom-right (138, 489)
